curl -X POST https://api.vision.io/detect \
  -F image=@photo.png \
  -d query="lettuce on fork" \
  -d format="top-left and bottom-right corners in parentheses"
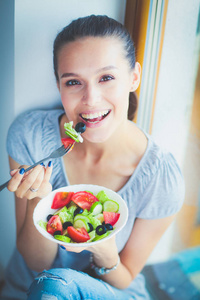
top-left (64, 121), bottom-right (83, 143)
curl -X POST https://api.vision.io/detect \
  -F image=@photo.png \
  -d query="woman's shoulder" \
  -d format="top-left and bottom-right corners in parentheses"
top-left (9, 109), bottom-right (64, 130)
top-left (6, 109), bottom-right (64, 165)
top-left (129, 123), bottom-right (182, 182)
top-left (138, 135), bottom-right (185, 218)
top-left (121, 127), bottom-right (185, 218)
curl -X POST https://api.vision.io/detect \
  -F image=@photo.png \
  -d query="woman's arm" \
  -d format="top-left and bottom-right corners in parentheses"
top-left (8, 156), bottom-right (57, 272)
top-left (104, 215), bottom-right (176, 289)
top-left (87, 214), bottom-right (176, 289)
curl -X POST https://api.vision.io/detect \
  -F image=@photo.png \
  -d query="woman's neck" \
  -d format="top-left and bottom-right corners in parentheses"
top-left (59, 113), bottom-right (147, 166)
top-left (60, 114), bottom-right (130, 159)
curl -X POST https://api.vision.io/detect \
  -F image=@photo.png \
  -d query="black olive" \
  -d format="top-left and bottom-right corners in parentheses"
top-left (74, 207), bottom-right (84, 217)
top-left (63, 221), bottom-right (73, 230)
top-left (105, 223), bottom-right (113, 231)
top-left (47, 214), bottom-right (53, 221)
top-left (75, 122), bottom-right (86, 133)
top-left (88, 223), bottom-right (93, 232)
top-left (53, 230), bottom-right (62, 236)
top-left (96, 225), bottom-right (107, 236)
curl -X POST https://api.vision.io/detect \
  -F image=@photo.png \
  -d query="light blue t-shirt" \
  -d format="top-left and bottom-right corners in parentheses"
top-left (1, 109), bottom-right (185, 300)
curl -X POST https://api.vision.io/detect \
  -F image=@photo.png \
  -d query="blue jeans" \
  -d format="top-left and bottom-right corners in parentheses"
top-left (27, 268), bottom-right (134, 300)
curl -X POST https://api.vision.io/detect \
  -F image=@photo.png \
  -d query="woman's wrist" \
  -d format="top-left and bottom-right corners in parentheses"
top-left (90, 253), bottom-right (120, 276)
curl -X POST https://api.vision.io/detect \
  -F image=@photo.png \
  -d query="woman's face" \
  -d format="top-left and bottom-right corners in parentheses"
top-left (56, 36), bottom-right (140, 143)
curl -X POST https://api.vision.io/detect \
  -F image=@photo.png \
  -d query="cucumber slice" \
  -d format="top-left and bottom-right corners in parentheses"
top-left (93, 231), bottom-right (111, 241)
top-left (38, 220), bottom-right (47, 230)
top-left (54, 235), bottom-right (71, 243)
top-left (95, 213), bottom-right (104, 223)
top-left (103, 200), bottom-right (119, 213)
top-left (90, 202), bottom-right (103, 215)
top-left (73, 214), bottom-right (90, 223)
top-left (73, 219), bottom-right (90, 232)
top-left (96, 190), bottom-right (110, 203)
top-left (86, 230), bottom-right (96, 242)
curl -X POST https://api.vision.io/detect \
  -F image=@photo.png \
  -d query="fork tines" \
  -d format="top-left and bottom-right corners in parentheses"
top-left (65, 143), bottom-right (74, 153)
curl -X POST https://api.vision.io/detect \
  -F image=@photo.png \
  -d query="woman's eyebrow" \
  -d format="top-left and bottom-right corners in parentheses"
top-left (61, 72), bottom-right (79, 79)
top-left (60, 66), bottom-right (118, 79)
top-left (96, 65), bottom-right (118, 73)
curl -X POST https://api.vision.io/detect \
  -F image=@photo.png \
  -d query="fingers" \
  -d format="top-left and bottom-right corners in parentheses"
top-left (25, 166), bottom-right (45, 199)
top-left (10, 169), bottom-right (19, 176)
top-left (7, 161), bottom-right (53, 200)
top-left (43, 161), bottom-right (53, 184)
top-left (58, 236), bottom-right (117, 254)
top-left (38, 161), bottom-right (53, 197)
top-left (59, 245), bottom-right (86, 253)
top-left (15, 164), bottom-right (45, 199)
top-left (7, 167), bottom-right (26, 192)
top-left (26, 161), bottom-right (53, 199)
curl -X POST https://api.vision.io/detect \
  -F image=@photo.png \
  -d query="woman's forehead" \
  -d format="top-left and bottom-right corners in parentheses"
top-left (57, 36), bottom-right (126, 68)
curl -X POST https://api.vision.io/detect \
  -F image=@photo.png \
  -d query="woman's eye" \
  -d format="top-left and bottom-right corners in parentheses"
top-left (99, 75), bottom-right (114, 82)
top-left (65, 80), bottom-right (81, 86)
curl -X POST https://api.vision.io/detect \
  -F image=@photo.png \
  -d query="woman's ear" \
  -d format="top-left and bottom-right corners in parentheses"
top-left (130, 62), bottom-right (141, 92)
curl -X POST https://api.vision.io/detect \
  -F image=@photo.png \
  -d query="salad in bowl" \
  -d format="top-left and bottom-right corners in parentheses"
top-left (33, 184), bottom-right (128, 247)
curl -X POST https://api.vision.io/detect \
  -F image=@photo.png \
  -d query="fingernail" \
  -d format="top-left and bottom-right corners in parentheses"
top-left (60, 245), bottom-right (66, 250)
top-left (48, 161), bottom-right (52, 167)
top-left (40, 163), bottom-right (45, 166)
top-left (19, 168), bottom-right (25, 175)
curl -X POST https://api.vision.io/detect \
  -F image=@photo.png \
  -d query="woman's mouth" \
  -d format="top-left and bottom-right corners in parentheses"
top-left (79, 109), bottom-right (111, 124)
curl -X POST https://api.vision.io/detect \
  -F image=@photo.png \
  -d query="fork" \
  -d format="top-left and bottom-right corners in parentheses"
top-left (0, 144), bottom-right (73, 192)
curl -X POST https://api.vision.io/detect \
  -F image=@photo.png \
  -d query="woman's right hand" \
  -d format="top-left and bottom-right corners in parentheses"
top-left (7, 162), bottom-right (53, 199)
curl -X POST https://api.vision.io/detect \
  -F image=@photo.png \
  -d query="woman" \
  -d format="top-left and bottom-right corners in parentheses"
top-left (1, 15), bottom-right (184, 300)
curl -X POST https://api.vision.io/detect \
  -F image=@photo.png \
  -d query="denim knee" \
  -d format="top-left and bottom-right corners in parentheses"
top-left (27, 269), bottom-right (81, 300)
top-left (27, 268), bottom-right (133, 300)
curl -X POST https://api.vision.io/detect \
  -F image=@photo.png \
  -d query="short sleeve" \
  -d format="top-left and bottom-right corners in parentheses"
top-left (136, 151), bottom-right (185, 219)
top-left (6, 111), bottom-right (36, 165)
top-left (6, 109), bottom-right (63, 166)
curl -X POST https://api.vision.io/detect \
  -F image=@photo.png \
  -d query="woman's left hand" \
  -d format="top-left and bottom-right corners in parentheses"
top-left (60, 235), bottom-right (117, 256)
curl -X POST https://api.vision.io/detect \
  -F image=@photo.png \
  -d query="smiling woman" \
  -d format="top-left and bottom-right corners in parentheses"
top-left (1, 14), bottom-right (184, 300)
top-left (57, 36), bottom-right (140, 138)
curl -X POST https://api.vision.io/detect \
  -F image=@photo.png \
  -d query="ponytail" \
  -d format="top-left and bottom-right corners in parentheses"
top-left (128, 92), bottom-right (138, 121)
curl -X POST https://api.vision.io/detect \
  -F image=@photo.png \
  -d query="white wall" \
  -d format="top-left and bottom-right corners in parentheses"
top-left (0, 0), bottom-right (126, 279)
top-left (147, 0), bottom-right (199, 263)
top-left (151, 0), bottom-right (199, 166)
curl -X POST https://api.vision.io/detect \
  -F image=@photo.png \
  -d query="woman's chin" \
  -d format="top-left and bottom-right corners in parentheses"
top-left (83, 132), bottom-right (111, 144)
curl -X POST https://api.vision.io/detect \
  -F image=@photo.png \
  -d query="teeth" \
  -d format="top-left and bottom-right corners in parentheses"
top-left (81, 110), bottom-right (109, 120)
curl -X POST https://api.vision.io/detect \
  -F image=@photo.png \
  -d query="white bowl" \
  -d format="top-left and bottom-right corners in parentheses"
top-left (33, 184), bottom-right (128, 247)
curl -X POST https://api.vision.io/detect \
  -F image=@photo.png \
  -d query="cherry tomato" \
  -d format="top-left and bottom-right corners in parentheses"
top-left (51, 192), bottom-right (74, 209)
top-left (61, 137), bottom-right (75, 151)
top-left (71, 191), bottom-right (98, 210)
top-left (47, 215), bottom-right (63, 236)
top-left (103, 211), bottom-right (120, 226)
top-left (67, 226), bottom-right (90, 243)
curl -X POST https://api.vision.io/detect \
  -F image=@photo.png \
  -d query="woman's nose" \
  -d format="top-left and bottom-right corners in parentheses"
top-left (82, 84), bottom-right (100, 106)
